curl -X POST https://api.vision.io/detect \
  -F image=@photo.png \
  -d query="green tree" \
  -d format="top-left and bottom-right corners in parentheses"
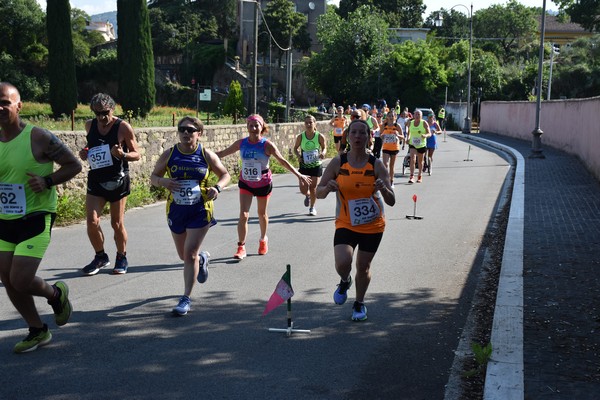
top-left (338, 0), bottom-right (425, 27)
top-left (47, 0), bottom-right (78, 117)
top-left (377, 0), bottom-right (425, 28)
top-left (77, 49), bottom-right (118, 84)
top-left (149, 0), bottom-right (237, 41)
top-left (70, 8), bottom-right (106, 66)
top-left (472, 0), bottom-right (537, 63)
top-left (382, 39), bottom-right (447, 109)
top-left (263, 0), bottom-right (311, 66)
top-left (148, 0), bottom-right (237, 85)
top-left (304, 6), bottom-right (391, 103)
top-left (0, 0), bottom-right (47, 100)
top-left (117, 0), bottom-right (155, 117)
top-left (551, 35), bottom-right (600, 98)
top-left (555, 0), bottom-right (600, 32)
top-left (424, 9), bottom-right (470, 47)
top-left (0, 0), bottom-right (46, 62)
top-left (337, 0), bottom-right (371, 19)
top-left (223, 80), bottom-right (245, 118)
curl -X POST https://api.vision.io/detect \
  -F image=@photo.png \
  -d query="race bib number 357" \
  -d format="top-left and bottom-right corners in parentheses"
top-left (88, 144), bottom-right (113, 170)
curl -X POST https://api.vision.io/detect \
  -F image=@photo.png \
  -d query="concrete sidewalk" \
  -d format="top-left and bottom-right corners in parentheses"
top-left (459, 132), bottom-right (600, 399)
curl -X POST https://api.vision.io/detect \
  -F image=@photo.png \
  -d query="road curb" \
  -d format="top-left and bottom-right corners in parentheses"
top-left (455, 133), bottom-right (525, 400)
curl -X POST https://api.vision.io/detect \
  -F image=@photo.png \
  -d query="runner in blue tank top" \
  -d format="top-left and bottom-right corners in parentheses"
top-left (151, 116), bottom-right (230, 316)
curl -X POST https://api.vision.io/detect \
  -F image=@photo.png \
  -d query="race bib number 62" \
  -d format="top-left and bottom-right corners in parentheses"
top-left (0, 183), bottom-right (26, 215)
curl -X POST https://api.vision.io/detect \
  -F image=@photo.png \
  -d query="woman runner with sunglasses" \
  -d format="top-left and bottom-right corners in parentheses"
top-left (150, 117), bottom-right (230, 315)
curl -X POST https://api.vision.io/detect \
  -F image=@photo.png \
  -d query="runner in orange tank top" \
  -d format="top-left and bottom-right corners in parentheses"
top-left (316, 119), bottom-right (395, 321)
top-left (329, 106), bottom-right (348, 153)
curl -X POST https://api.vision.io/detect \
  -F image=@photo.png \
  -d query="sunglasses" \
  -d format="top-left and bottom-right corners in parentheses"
top-left (94, 109), bottom-right (111, 116)
top-left (178, 126), bottom-right (198, 134)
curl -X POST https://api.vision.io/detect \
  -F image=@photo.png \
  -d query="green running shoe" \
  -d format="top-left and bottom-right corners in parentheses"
top-left (14, 325), bottom-right (52, 353)
top-left (49, 281), bottom-right (72, 326)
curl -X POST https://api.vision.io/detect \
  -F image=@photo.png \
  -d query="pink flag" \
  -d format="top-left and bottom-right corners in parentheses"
top-left (263, 270), bottom-right (294, 316)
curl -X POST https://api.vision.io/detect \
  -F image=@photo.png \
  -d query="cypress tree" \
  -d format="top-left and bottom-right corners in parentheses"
top-left (117, 0), bottom-right (155, 117)
top-left (47, 0), bottom-right (78, 117)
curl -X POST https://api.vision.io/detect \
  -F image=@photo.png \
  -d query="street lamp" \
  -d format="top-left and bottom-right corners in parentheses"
top-left (530, 0), bottom-right (546, 158)
top-left (435, 4), bottom-right (473, 133)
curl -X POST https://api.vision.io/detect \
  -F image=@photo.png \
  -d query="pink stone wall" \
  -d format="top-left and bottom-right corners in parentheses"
top-left (480, 96), bottom-right (600, 180)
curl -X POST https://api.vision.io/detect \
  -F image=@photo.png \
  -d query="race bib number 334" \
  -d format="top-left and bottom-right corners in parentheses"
top-left (348, 197), bottom-right (379, 226)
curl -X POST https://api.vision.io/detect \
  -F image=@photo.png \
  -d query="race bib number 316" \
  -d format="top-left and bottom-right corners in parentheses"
top-left (241, 160), bottom-right (261, 181)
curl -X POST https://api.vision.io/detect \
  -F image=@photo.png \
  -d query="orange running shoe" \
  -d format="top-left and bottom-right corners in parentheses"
top-left (417, 175), bottom-right (423, 183)
top-left (258, 237), bottom-right (268, 255)
top-left (233, 244), bottom-right (246, 260)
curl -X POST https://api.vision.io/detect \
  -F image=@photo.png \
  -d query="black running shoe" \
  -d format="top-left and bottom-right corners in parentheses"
top-left (82, 254), bottom-right (110, 275)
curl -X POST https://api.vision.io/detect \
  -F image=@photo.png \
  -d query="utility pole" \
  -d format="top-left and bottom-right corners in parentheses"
top-left (284, 32), bottom-right (293, 122)
top-left (252, 0), bottom-right (259, 114)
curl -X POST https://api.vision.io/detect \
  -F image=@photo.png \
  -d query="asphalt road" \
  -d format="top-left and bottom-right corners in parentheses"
top-left (0, 134), bottom-right (510, 400)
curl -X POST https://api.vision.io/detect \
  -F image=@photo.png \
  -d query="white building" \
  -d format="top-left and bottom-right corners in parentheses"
top-left (86, 20), bottom-right (116, 42)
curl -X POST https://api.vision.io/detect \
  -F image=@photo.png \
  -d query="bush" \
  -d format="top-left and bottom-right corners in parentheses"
top-left (77, 49), bottom-right (118, 83)
top-left (268, 101), bottom-right (286, 123)
top-left (223, 80), bottom-right (245, 118)
top-left (0, 53), bottom-right (48, 101)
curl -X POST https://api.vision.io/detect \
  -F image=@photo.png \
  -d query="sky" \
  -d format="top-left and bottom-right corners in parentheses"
top-left (35, 0), bottom-right (559, 17)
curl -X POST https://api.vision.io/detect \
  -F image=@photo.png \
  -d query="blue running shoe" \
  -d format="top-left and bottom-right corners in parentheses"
top-left (333, 276), bottom-right (352, 305)
top-left (172, 296), bottom-right (191, 316)
top-left (351, 301), bottom-right (368, 321)
top-left (197, 251), bottom-right (210, 283)
top-left (112, 253), bottom-right (128, 274)
top-left (304, 195), bottom-right (310, 207)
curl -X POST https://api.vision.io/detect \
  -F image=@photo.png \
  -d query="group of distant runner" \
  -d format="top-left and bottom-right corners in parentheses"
top-left (329, 102), bottom-right (445, 184)
top-left (1, 79), bottom-right (445, 354)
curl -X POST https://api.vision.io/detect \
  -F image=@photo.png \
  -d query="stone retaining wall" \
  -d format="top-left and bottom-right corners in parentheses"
top-left (52, 121), bottom-right (332, 195)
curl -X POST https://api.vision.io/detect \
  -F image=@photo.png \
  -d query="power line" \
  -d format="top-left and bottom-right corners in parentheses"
top-left (257, 5), bottom-right (291, 51)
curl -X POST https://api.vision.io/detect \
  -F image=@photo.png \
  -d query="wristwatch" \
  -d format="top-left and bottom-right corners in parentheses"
top-left (44, 176), bottom-right (54, 189)
top-left (213, 185), bottom-right (222, 193)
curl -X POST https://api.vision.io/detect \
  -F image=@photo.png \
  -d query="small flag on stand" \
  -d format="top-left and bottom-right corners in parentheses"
top-left (263, 269), bottom-right (294, 316)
